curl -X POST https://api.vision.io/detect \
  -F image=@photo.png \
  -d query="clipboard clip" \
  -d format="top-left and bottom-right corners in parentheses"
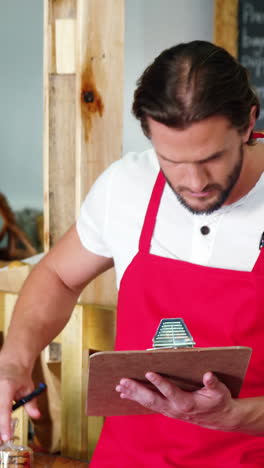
top-left (152, 318), bottom-right (195, 349)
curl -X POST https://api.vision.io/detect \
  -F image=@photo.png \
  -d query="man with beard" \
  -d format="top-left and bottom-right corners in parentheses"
top-left (1, 41), bottom-right (264, 466)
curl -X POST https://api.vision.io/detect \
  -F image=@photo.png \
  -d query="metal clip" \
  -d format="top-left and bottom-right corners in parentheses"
top-left (152, 318), bottom-right (195, 349)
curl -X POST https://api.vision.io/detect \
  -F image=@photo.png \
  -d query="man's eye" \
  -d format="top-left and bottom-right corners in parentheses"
top-left (208, 153), bottom-right (223, 162)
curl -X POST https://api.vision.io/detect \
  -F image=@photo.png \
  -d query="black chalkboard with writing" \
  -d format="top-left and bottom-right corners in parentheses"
top-left (238, 0), bottom-right (264, 129)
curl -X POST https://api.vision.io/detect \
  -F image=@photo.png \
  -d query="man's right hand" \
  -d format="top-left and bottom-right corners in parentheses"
top-left (0, 360), bottom-right (41, 442)
top-left (0, 224), bottom-right (114, 441)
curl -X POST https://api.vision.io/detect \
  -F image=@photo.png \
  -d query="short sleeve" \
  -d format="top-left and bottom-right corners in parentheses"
top-left (76, 161), bottom-right (119, 258)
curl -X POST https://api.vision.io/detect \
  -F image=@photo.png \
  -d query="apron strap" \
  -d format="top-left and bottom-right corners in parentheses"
top-left (252, 131), bottom-right (264, 272)
top-left (139, 171), bottom-right (166, 253)
top-left (252, 132), bottom-right (264, 139)
top-left (252, 244), bottom-right (264, 273)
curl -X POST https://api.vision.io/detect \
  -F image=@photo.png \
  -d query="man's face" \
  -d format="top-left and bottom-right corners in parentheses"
top-left (148, 115), bottom-right (249, 214)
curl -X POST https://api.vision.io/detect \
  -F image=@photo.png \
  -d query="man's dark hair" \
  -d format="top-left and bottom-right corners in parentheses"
top-left (132, 40), bottom-right (260, 145)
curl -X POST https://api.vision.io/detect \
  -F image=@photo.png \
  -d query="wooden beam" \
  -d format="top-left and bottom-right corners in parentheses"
top-left (76, 0), bottom-right (124, 306)
top-left (43, 0), bottom-right (124, 459)
top-left (55, 19), bottom-right (76, 73)
top-left (85, 304), bottom-right (116, 351)
top-left (0, 263), bottom-right (31, 294)
top-left (44, 0), bottom-right (124, 306)
top-left (43, 0), bottom-right (77, 251)
top-left (75, 0), bottom-right (124, 205)
top-left (213, 0), bottom-right (239, 58)
top-left (61, 303), bottom-right (115, 459)
top-left (48, 74), bottom-right (76, 245)
top-left (60, 304), bottom-right (89, 459)
top-left (49, 0), bottom-right (77, 20)
top-left (32, 353), bottom-right (61, 453)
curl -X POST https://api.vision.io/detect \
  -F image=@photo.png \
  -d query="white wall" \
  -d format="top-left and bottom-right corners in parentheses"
top-left (123, 0), bottom-right (214, 154)
top-left (0, 0), bottom-right (214, 211)
top-left (0, 1), bottom-right (43, 210)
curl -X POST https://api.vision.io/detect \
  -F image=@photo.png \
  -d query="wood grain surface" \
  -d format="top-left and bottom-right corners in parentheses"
top-left (34, 452), bottom-right (88, 466)
top-left (213, 0), bottom-right (239, 57)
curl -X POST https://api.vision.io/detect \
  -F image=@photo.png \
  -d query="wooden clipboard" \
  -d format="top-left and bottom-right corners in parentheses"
top-left (87, 346), bottom-right (252, 416)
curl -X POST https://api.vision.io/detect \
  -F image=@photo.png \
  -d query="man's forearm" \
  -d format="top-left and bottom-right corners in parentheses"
top-left (231, 396), bottom-right (264, 436)
top-left (1, 258), bottom-right (80, 371)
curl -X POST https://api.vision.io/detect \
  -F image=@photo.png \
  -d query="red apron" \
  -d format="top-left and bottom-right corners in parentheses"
top-left (90, 166), bottom-right (264, 467)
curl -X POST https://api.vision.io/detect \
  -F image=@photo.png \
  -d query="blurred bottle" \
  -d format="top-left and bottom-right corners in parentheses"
top-left (0, 419), bottom-right (33, 467)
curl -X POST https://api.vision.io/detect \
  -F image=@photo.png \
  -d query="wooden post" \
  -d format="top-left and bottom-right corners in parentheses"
top-left (43, 0), bottom-right (124, 460)
top-left (43, 0), bottom-right (124, 306)
top-left (75, 0), bottom-right (124, 306)
top-left (61, 305), bottom-right (89, 460)
top-left (61, 303), bottom-right (115, 460)
top-left (43, 0), bottom-right (77, 249)
top-left (213, 0), bottom-right (239, 58)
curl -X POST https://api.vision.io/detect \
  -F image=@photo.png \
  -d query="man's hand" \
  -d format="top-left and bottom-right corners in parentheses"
top-left (0, 360), bottom-right (41, 442)
top-left (116, 371), bottom-right (239, 432)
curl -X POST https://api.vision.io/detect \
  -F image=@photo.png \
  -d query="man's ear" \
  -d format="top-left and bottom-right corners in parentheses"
top-left (242, 106), bottom-right (257, 143)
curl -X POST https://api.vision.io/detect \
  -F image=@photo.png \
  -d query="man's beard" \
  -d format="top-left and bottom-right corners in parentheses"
top-left (164, 144), bottom-right (244, 215)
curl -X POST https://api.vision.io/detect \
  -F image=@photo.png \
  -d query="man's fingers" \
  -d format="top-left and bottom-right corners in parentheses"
top-left (13, 386), bottom-right (42, 419)
top-left (145, 372), bottom-right (185, 400)
top-left (116, 377), bottom-right (163, 411)
top-left (202, 372), bottom-right (229, 395)
top-left (203, 372), bottom-right (218, 389)
top-left (0, 382), bottom-right (15, 441)
top-left (24, 400), bottom-right (41, 420)
top-left (0, 381), bottom-right (42, 441)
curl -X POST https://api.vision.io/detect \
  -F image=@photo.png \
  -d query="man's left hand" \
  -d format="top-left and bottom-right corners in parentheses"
top-left (116, 371), bottom-right (239, 431)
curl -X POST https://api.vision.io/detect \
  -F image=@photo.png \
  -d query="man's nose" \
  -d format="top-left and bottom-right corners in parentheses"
top-left (182, 164), bottom-right (209, 192)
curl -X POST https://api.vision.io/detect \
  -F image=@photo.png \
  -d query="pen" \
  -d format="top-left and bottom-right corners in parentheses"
top-left (12, 383), bottom-right (47, 411)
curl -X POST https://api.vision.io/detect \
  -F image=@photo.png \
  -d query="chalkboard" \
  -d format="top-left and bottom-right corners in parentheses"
top-left (238, 0), bottom-right (264, 130)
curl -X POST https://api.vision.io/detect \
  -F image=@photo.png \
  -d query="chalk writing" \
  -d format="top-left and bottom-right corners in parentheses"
top-left (241, 55), bottom-right (264, 79)
top-left (239, 0), bottom-right (264, 129)
top-left (242, 2), bottom-right (264, 24)
top-left (241, 29), bottom-right (264, 51)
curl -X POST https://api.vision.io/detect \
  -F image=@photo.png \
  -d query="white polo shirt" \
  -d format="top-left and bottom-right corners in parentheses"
top-left (76, 148), bottom-right (264, 289)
